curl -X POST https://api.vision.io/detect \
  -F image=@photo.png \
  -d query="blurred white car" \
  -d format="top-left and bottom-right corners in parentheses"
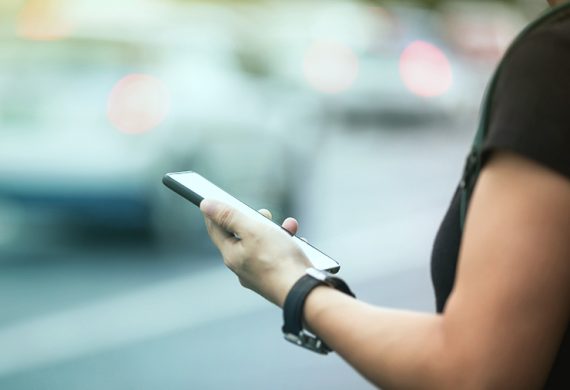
top-left (236, 2), bottom-right (478, 126)
top-left (320, 4), bottom-right (476, 124)
top-left (0, 10), bottom-right (298, 251)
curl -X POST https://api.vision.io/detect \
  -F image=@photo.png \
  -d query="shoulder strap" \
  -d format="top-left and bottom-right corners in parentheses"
top-left (459, 2), bottom-right (570, 231)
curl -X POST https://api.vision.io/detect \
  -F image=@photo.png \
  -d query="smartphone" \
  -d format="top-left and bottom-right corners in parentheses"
top-left (162, 171), bottom-right (340, 273)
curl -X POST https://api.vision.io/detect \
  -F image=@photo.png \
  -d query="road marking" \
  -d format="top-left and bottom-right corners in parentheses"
top-left (0, 266), bottom-right (264, 377)
top-left (0, 207), bottom-right (440, 377)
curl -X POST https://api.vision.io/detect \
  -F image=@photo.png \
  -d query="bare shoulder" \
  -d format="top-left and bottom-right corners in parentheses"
top-left (443, 150), bottom-right (570, 388)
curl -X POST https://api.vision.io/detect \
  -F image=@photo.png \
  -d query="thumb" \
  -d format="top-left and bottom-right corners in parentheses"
top-left (200, 199), bottom-right (249, 236)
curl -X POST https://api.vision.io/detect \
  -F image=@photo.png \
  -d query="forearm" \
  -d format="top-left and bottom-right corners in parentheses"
top-left (304, 286), bottom-right (452, 389)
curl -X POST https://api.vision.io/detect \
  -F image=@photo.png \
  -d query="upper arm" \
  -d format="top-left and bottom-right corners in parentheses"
top-left (443, 151), bottom-right (570, 388)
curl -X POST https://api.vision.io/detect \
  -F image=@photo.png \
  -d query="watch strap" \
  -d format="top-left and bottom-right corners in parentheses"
top-left (282, 274), bottom-right (324, 336)
top-left (282, 269), bottom-right (355, 354)
top-left (306, 268), bottom-right (355, 298)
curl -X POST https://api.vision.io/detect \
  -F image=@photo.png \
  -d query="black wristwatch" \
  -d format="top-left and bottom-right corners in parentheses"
top-left (282, 268), bottom-right (355, 354)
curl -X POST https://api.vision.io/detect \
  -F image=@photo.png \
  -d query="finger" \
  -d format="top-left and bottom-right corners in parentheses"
top-left (281, 217), bottom-right (299, 236)
top-left (258, 208), bottom-right (272, 220)
top-left (201, 199), bottom-right (253, 238)
top-left (204, 217), bottom-right (235, 252)
top-left (204, 217), bottom-right (245, 272)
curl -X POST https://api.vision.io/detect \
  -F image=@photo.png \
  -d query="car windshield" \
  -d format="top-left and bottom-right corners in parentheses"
top-left (0, 39), bottom-right (147, 133)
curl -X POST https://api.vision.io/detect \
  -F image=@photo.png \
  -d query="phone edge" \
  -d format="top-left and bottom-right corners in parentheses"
top-left (162, 172), bottom-right (340, 274)
top-left (162, 173), bottom-right (204, 207)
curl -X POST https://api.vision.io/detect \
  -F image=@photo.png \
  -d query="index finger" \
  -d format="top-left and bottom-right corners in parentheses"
top-left (200, 199), bottom-right (255, 238)
top-left (204, 216), bottom-right (236, 253)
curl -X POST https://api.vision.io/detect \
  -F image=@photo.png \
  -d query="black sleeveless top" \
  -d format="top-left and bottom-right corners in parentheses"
top-left (430, 14), bottom-right (570, 389)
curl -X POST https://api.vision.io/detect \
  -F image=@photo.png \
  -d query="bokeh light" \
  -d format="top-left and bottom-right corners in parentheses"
top-left (107, 74), bottom-right (170, 134)
top-left (303, 41), bottom-right (359, 95)
top-left (17, 0), bottom-right (72, 41)
top-left (399, 40), bottom-right (453, 98)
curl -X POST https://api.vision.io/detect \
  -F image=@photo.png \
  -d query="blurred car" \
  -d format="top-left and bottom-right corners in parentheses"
top-left (323, 4), bottom-right (476, 124)
top-left (238, 2), bottom-right (479, 126)
top-left (0, 37), bottom-right (161, 230)
top-left (0, 4), bottom-right (301, 252)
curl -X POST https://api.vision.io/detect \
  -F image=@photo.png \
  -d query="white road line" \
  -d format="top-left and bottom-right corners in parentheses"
top-left (0, 206), bottom-right (440, 377)
top-left (0, 266), bottom-right (265, 377)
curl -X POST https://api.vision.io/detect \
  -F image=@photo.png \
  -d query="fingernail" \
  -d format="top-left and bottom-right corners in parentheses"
top-left (200, 199), bottom-right (218, 216)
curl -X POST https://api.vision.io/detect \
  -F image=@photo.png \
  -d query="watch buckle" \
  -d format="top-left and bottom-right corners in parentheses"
top-left (283, 330), bottom-right (331, 355)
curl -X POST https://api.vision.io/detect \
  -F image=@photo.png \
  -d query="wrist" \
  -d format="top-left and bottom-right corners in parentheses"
top-left (281, 268), bottom-right (355, 354)
top-left (273, 255), bottom-right (311, 307)
top-left (302, 285), bottom-right (333, 331)
top-left (275, 264), bottom-right (307, 307)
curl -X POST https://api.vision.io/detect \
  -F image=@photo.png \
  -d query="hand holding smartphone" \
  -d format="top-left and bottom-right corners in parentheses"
top-left (162, 171), bottom-right (340, 273)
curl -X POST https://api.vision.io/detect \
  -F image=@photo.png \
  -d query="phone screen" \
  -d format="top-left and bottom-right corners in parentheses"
top-left (163, 171), bottom-right (340, 273)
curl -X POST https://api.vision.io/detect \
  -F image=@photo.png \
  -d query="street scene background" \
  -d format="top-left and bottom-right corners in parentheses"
top-left (0, 0), bottom-right (542, 388)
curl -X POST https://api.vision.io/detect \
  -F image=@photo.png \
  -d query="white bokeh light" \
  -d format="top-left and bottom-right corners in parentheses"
top-left (303, 41), bottom-right (359, 95)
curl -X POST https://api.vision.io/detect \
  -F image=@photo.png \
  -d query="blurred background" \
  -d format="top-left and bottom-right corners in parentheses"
top-left (0, 0), bottom-right (544, 388)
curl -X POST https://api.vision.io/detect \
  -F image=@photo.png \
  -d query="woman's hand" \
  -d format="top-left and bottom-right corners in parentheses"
top-left (200, 199), bottom-right (311, 307)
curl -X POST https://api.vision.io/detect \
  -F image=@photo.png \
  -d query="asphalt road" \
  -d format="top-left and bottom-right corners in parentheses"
top-left (0, 118), bottom-right (475, 389)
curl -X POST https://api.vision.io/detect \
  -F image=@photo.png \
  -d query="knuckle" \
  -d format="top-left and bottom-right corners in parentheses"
top-left (218, 208), bottom-right (233, 229)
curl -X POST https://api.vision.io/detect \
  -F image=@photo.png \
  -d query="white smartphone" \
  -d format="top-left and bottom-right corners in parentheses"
top-left (162, 171), bottom-right (340, 273)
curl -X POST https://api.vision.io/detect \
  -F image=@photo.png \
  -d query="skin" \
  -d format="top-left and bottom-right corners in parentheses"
top-left (202, 151), bottom-right (570, 389)
top-left (199, 2), bottom-right (570, 387)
